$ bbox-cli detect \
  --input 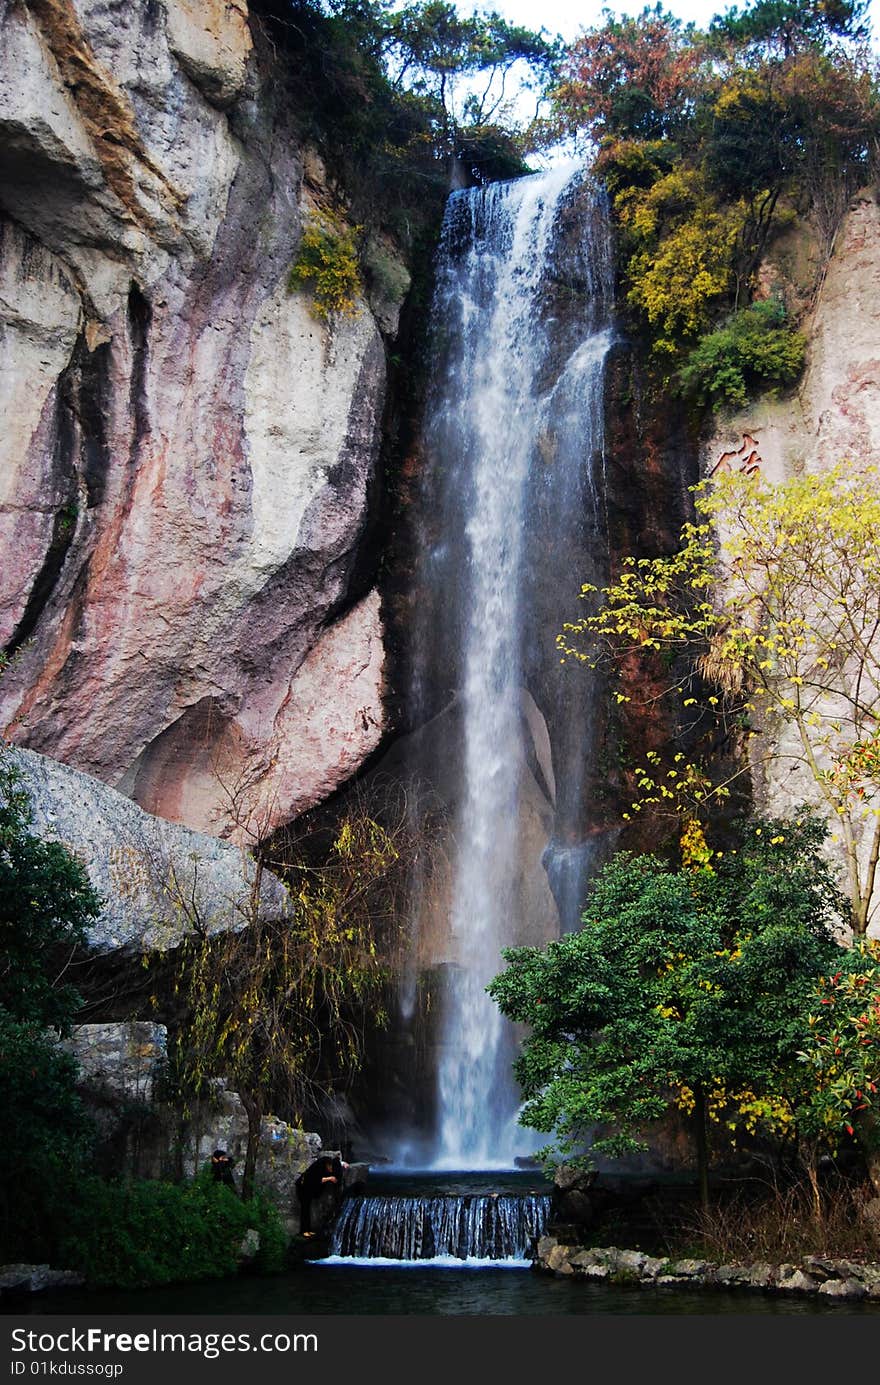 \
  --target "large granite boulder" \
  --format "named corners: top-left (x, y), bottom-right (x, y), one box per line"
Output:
top-left (8, 745), bottom-right (289, 951)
